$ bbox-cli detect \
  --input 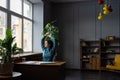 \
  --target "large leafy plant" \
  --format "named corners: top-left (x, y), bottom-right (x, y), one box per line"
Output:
top-left (42, 21), bottom-right (59, 41)
top-left (0, 29), bottom-right (23, 64)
